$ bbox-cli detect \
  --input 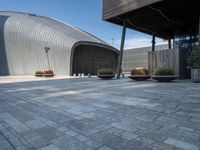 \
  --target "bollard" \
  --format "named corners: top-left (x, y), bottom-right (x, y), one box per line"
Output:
top-left (88, 74), bottom-right (91, 78)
